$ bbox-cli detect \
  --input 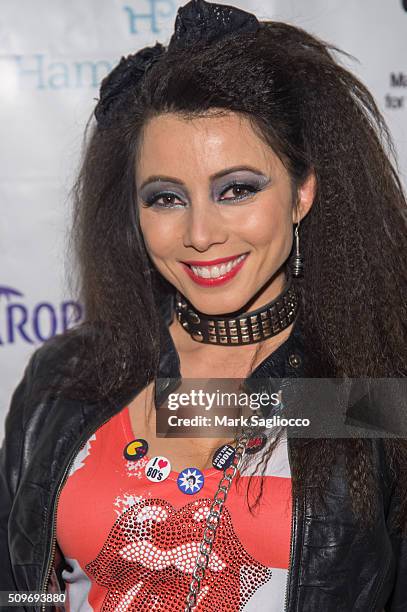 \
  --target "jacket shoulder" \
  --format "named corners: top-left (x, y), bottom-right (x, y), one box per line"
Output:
top-left (19, 326), bottom-right (94, 420)
top-left (31, 327), bottom-right (86, 376)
